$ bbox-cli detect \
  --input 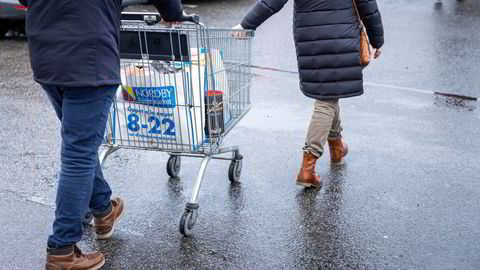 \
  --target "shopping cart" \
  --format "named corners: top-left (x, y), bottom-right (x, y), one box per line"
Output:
top-left (98, 12), bottom-right (254, 235)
